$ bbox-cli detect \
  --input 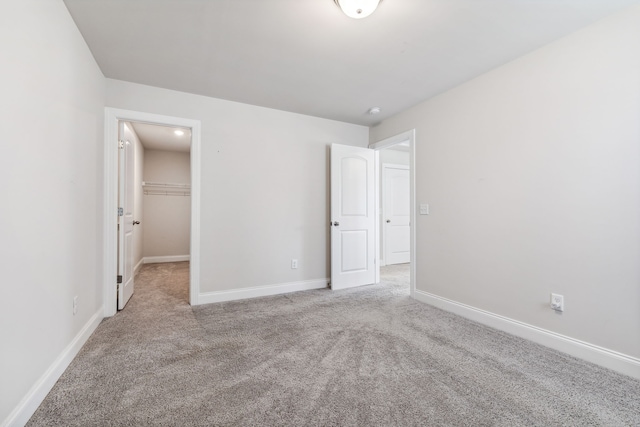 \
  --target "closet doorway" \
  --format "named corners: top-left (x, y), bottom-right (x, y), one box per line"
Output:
top-left (118, 120), bottom-right (191, 310)
top-left (104, 108), bottom-right (201, 317)
top-left (129, 122), bottom-right (192, 303)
